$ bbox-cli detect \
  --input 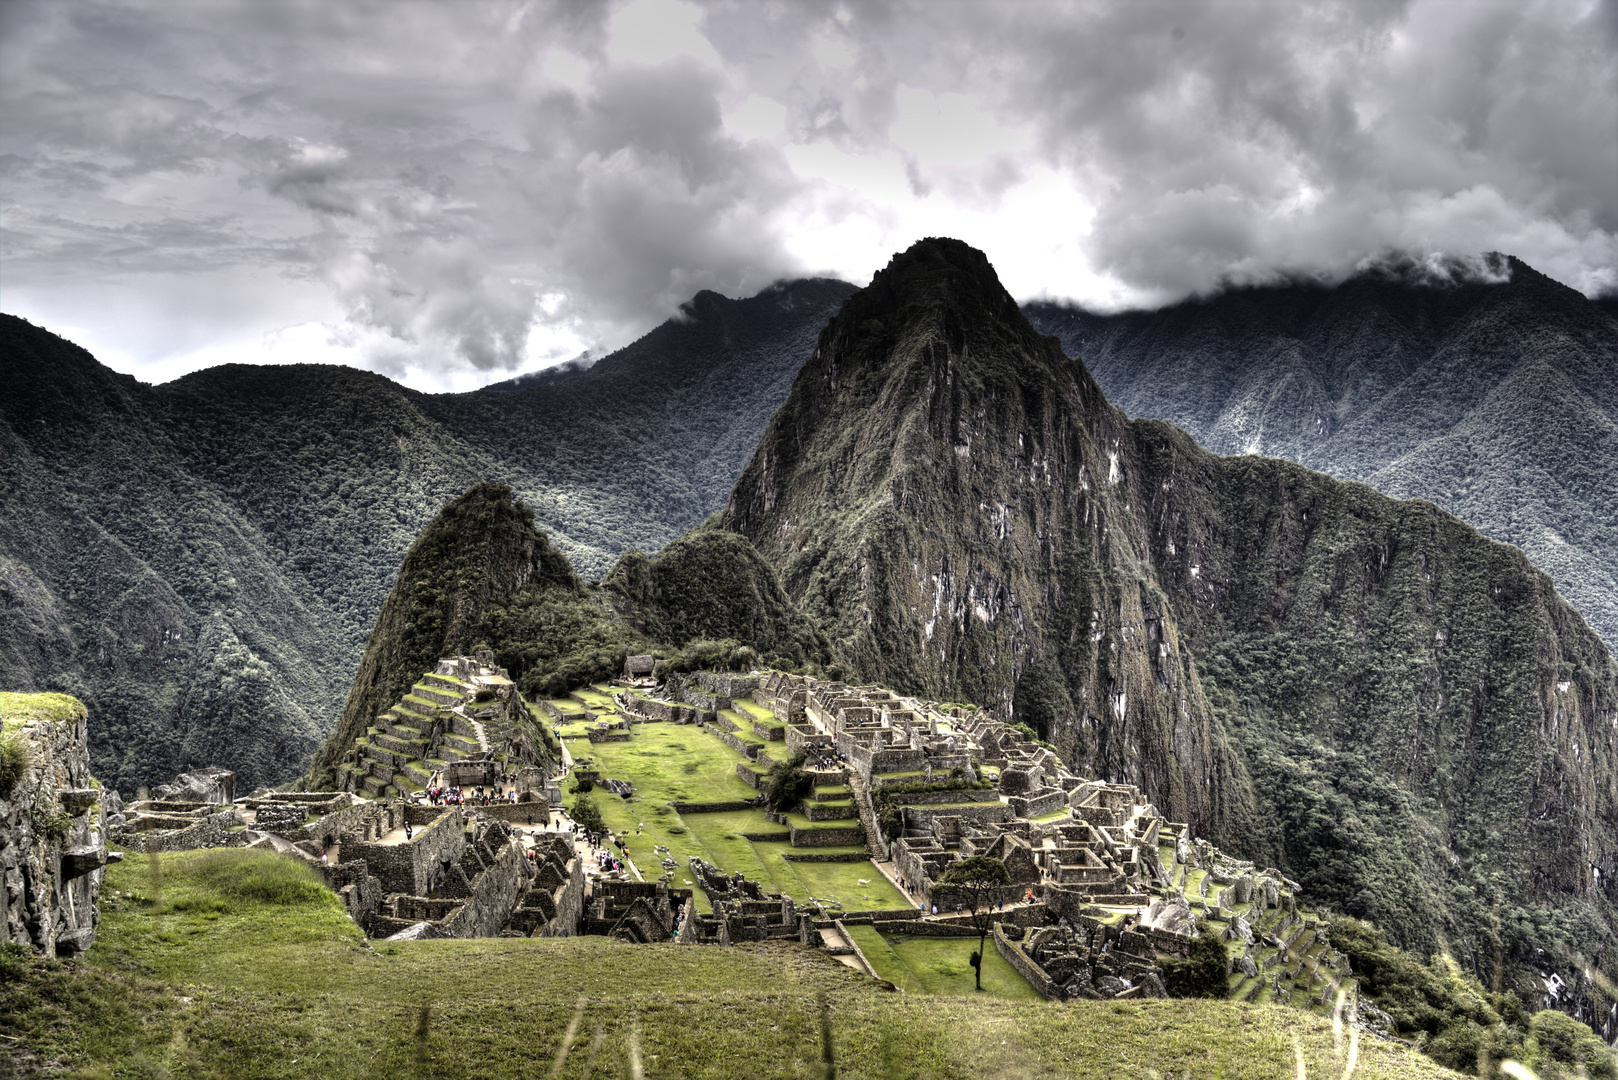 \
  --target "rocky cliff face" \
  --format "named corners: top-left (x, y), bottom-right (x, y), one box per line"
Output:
top-left (722, 239), bottom-right (1253, 841)
top-left (721, 238), bottom-right (1618, 1018)
top-left (0, 693), bottom-right (111, 957)
top-left (1024, 259), bottom-right (1618, 657)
